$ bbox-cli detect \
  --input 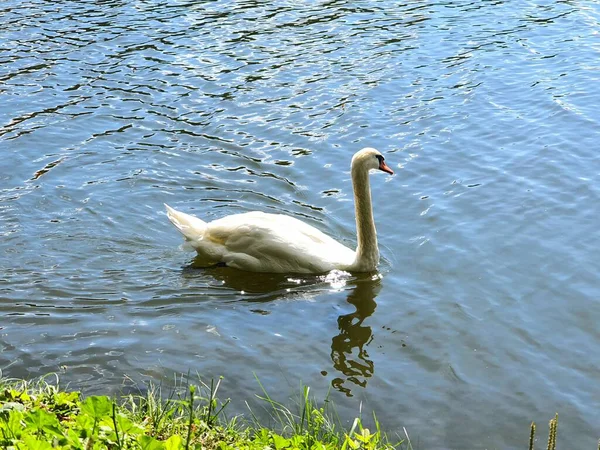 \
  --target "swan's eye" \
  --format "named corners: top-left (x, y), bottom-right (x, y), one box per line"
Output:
top-left (375, 155), bottom-right (384, 163)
